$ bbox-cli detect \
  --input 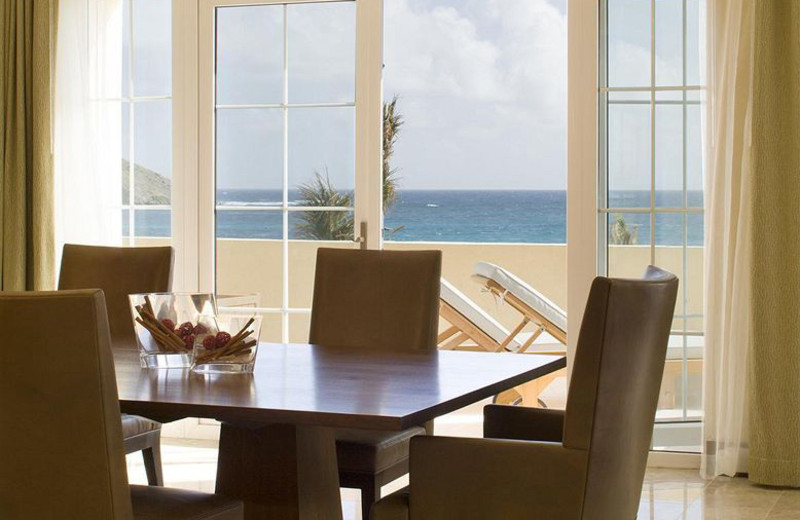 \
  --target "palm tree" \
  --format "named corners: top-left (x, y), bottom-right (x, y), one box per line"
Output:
top-left (295, 97), bottom-right (403, 240)
top-left (382, 96), bottom-right (403, 212)
top-left (610, 213), bottom-right (639, 245)
top-left (294, 170), bottom-right (354, 241)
